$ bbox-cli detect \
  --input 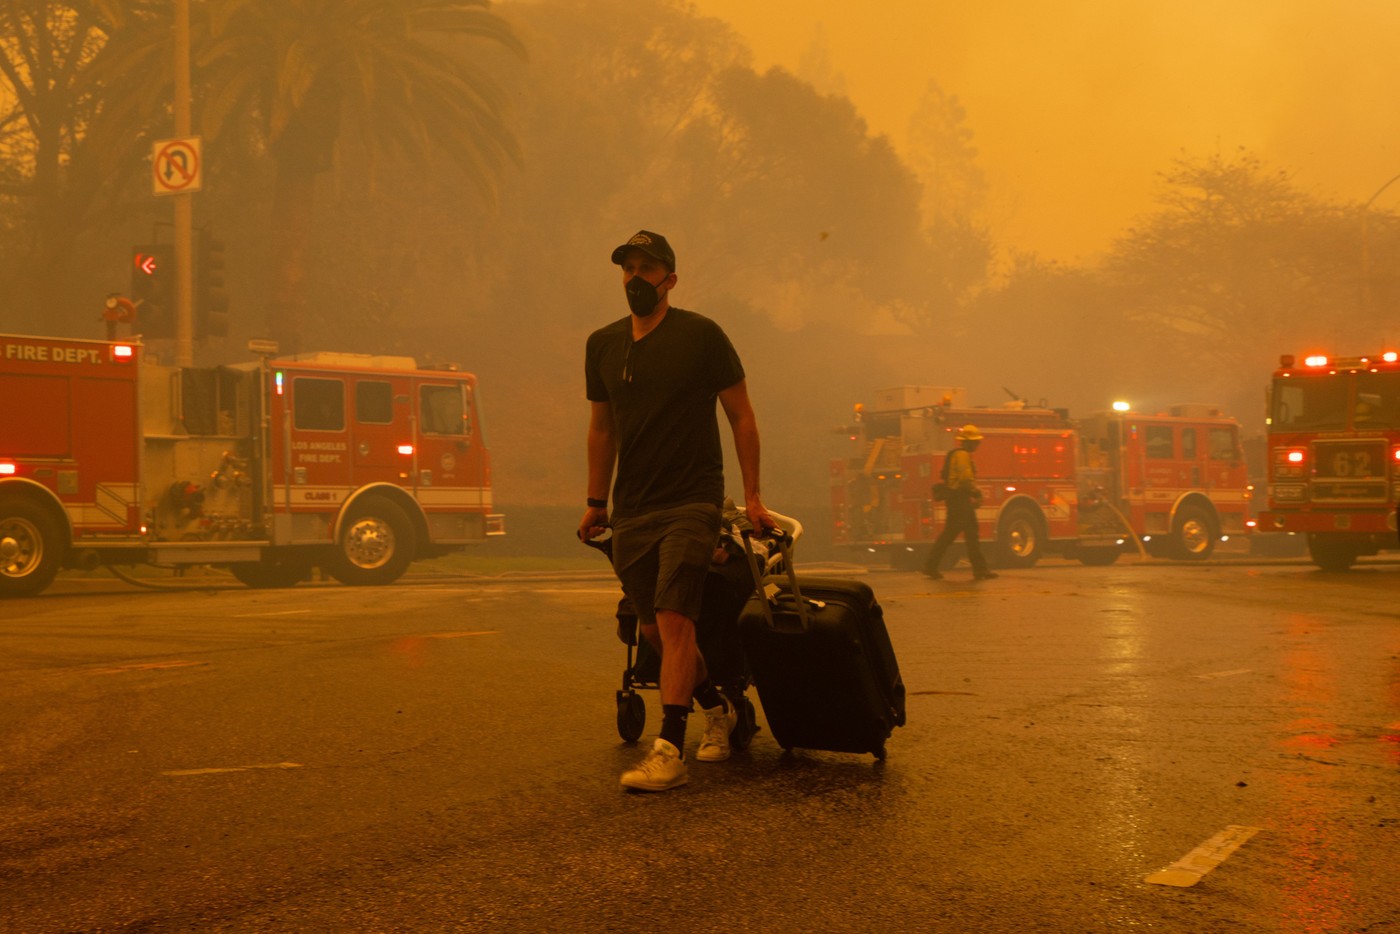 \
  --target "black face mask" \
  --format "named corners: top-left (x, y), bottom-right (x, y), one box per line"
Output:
top-left (625, 275), bottom-right (663, 317)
